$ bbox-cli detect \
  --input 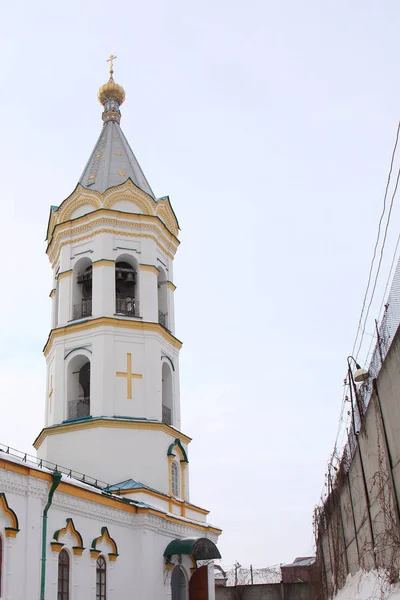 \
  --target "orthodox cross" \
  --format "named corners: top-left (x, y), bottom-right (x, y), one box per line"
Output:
top-left (116, 353), bottom-right (142, 399)
top-left (106, 54), bottom-right (117, 77)
top-left (48, 375), bottom-right (54, 413)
